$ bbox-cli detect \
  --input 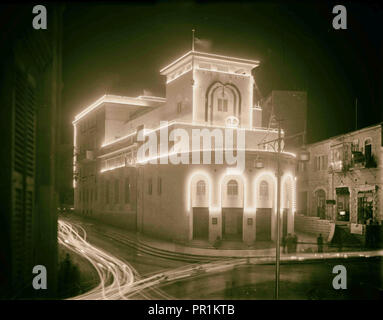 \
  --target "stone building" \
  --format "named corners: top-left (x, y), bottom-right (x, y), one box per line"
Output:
top-left (73, 50), bottom-right (297, 244)
top-left (297, 123), bottom-right (383, 238)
